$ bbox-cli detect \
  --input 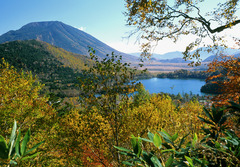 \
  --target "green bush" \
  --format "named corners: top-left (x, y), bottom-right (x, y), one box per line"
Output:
top-left (115, 102), bottom-right (240, 166)
top-left (0, 120), bottom-right (44, 166)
